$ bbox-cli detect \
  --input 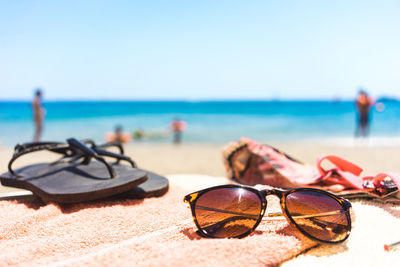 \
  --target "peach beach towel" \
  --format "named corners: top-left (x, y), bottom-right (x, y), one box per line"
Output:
top-left (0, 183), bottom-right (318, 266)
